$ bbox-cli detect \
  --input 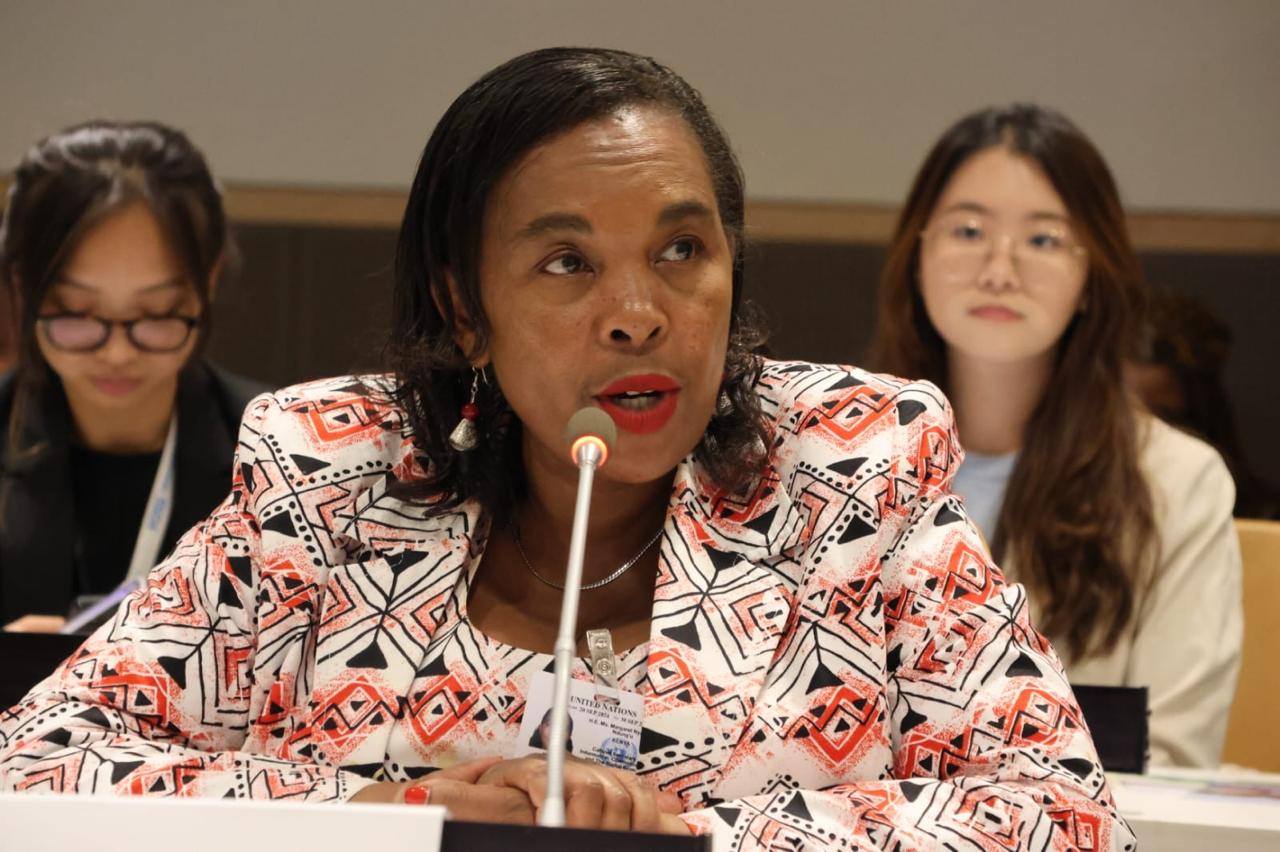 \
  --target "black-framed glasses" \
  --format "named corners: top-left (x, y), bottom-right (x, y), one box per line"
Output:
top-left (37, 313), bottom-right (199, 353)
